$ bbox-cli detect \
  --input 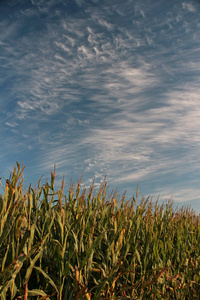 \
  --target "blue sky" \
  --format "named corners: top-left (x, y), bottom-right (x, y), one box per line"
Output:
top-left (1, 0), bottom-right (200, 212)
